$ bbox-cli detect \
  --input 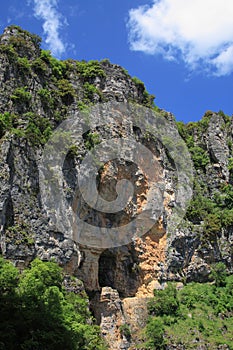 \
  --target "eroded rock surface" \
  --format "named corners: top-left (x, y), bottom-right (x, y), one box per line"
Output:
top-left (0, 26), bottom-right (233, 349)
